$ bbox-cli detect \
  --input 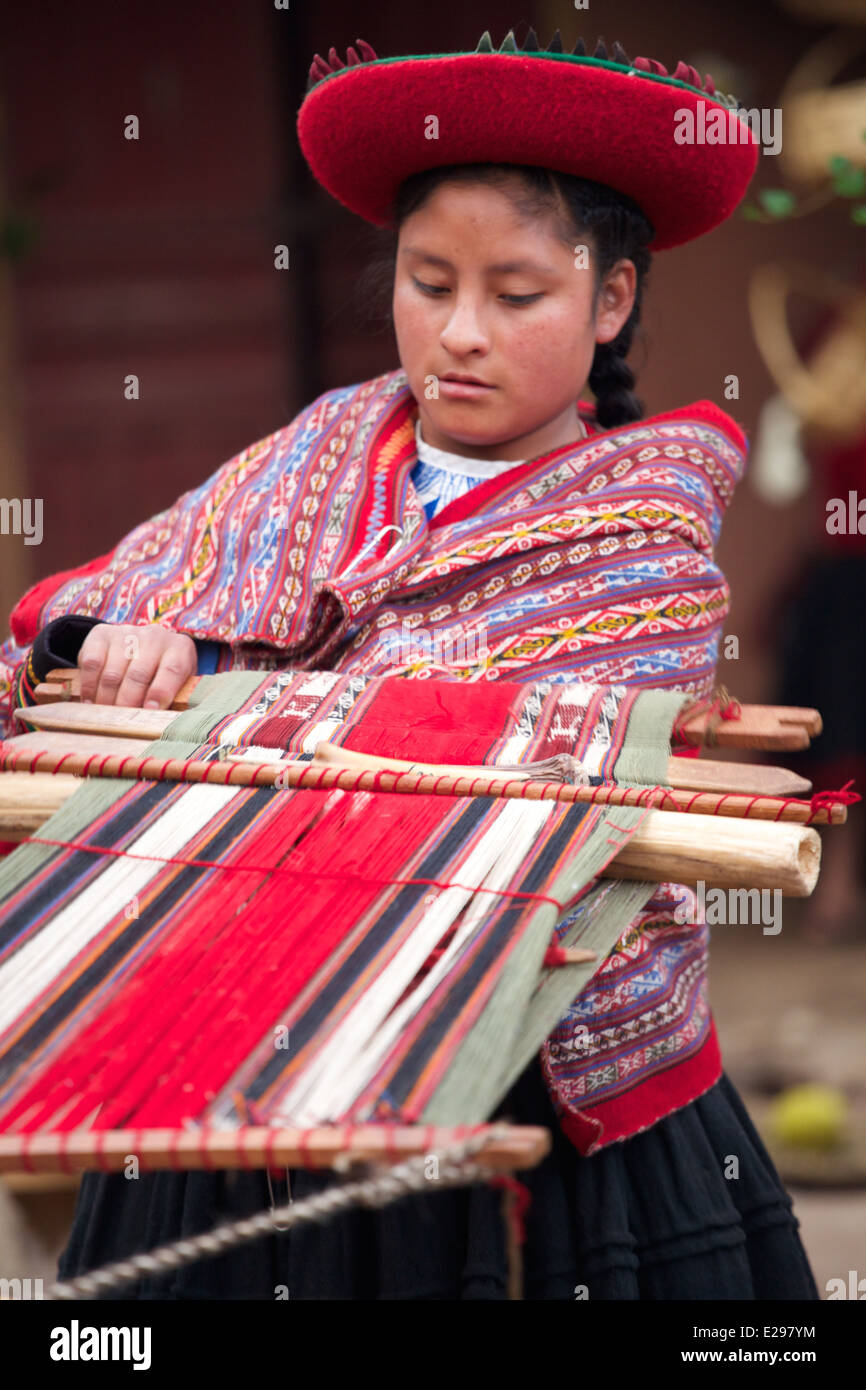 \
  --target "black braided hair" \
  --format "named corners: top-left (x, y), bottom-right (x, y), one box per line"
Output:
top-left (354, 163), bottom-right (654, 430)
